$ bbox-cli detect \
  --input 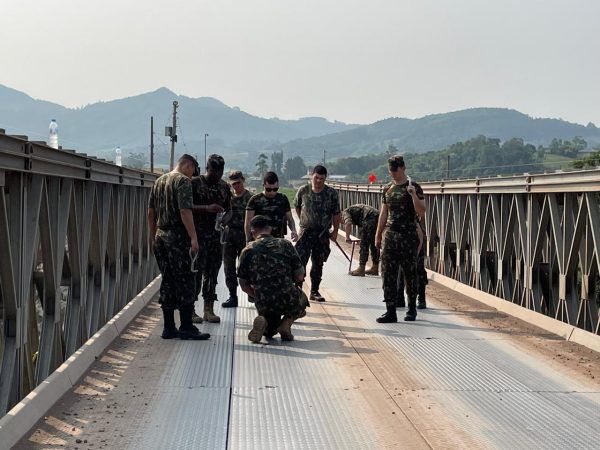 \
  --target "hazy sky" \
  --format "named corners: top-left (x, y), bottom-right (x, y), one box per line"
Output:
top-left (2, 0), bottom-right (599, 125)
